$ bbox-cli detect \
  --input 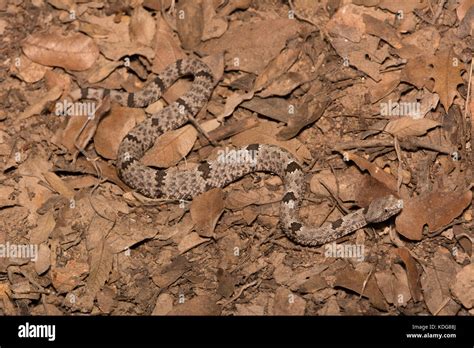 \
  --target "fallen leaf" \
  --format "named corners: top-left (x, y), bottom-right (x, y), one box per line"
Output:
top-left (168, 295), bottom-right (221, 315)
top-left (363, 14), bottom-right (402, 49)
top-left (334, 267), bottom-right (388, 311)
top-left (450, 264), bottom-right (474, 309)
top-left (216, 268), bottom-right (236, 298)
top-left (176, 0), bottom-right (204, 50)
top-left (129, 6), bottom-right (156, 47)
top-left (22, 32), bottom-right (99, 71)
top-left (34, 243), bottom-right (51, 275)
top-left (42, 171), bottom-right (75, 200)
top-left (152, 256), bottom-right (189, 289)
top-left (392, 247), bottom-right (422, 302)
top-left (94, 105), bottom-right (145, 159)
top-left (396, 190), bottom-right (472, 240)
top-left (29, 211), bottom-right (55, 245)
top-left (143, 125), bottom-right (197, 167)
top-left (177, 232), bottom-right (210, 254)
top-left (199, 19), bottom-right (301, 74)
top-left (51, 260), bottom-right (89, 294)
top-left (400, 55), bottom-right (431, 89)
top-left (272, 287), bottom-right (306, 315)
top-left (10, 54), bottom-right (51, 83)
top-left (99, 42), bottom-right (155, 62)
top-left (107, 215), bottom-right (158, 253)
top-left (384, 117), bottom-right (440, 137)
top-left (241, 96), bottom-right (292, 123)
top-left (190, 188), bottom-right (224, 237)
top-left (254, 47), bottom-right (300, 92)
top-left (343, 152), bottom-right (398, 192)
top-left (19, 85), bottom-right (63, 120)
top-left (432, 49), bottom-right (465, 111)
top-left (277, 98), bottom-right (330, 140)
top-left (152, 293), bottom-right (174, 315)
top-left (420, 247), bottom-right (461, 315)
top-left (151, 13), bottom-right (186, 73)
top-left (201, 0), bottom-right (228, 41)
